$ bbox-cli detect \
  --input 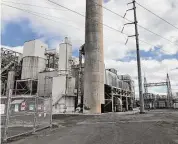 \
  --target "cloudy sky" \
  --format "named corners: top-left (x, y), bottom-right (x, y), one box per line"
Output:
top-left (1, 0), bottom-right (178, 97)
